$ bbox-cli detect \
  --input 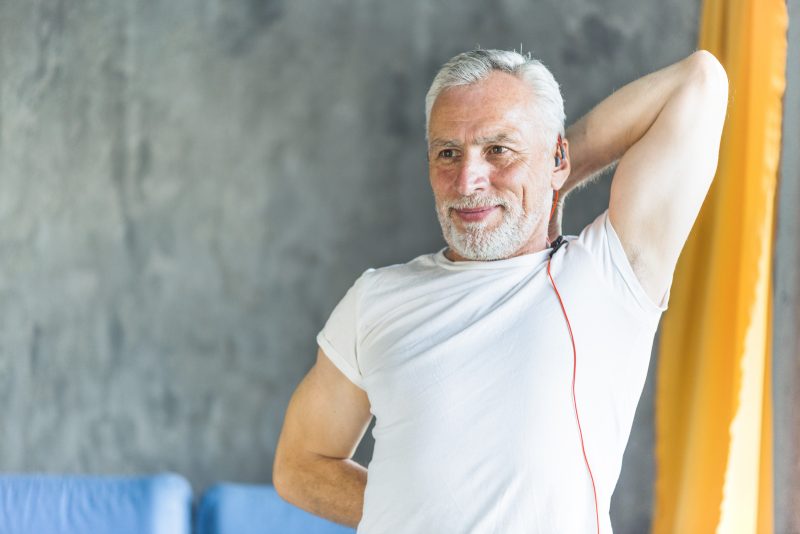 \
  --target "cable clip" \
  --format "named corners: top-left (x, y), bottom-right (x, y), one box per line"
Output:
top-left (548, 235), bottom-right (567, 258)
